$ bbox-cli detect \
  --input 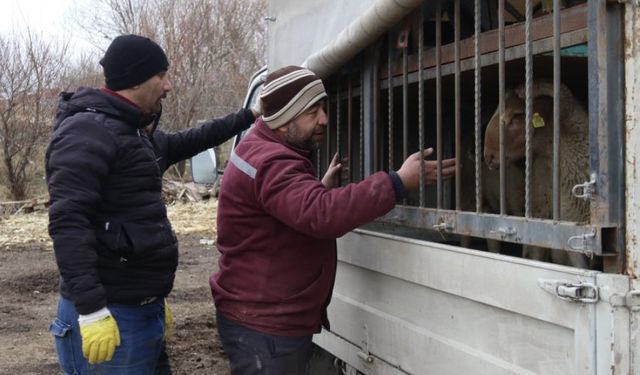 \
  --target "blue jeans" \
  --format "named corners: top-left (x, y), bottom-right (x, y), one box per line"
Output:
top-left (49, 296), bottom-right (172, 375)
top-left (216, 311), bottom-right (313, 375)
